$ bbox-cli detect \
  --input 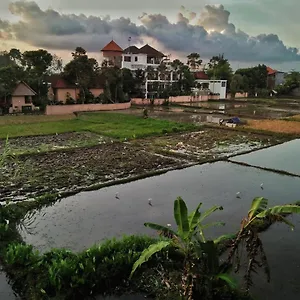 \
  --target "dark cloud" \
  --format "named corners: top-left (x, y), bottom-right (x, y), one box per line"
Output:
top-left (0, 1), bottom-right (299, 62)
